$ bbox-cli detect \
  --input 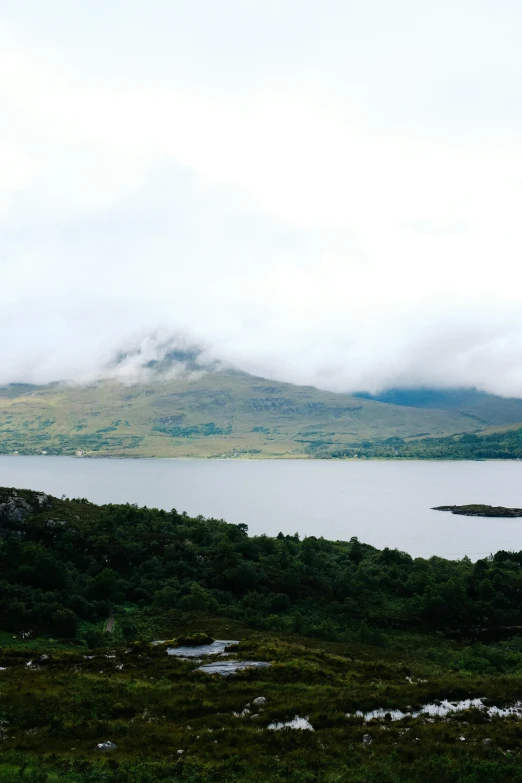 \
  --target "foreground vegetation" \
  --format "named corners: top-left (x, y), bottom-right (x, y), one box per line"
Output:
top-left (4, 487), bottom-right (522, 780)
top-left (5, 621), bottom-right (522, 783)
top-left (3, 486), bottom-right (522, 641)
